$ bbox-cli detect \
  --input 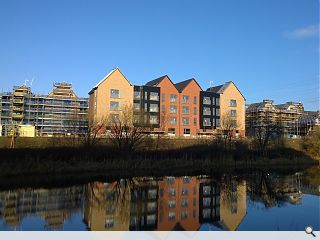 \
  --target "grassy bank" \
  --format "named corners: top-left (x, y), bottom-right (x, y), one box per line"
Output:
top-left (0, 141), bottom-right (317, 176)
